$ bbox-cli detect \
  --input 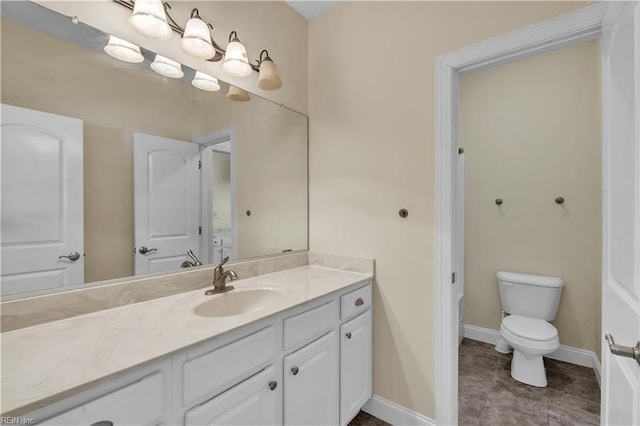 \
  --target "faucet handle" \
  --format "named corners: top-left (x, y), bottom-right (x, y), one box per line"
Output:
top-left (218, 256), bottom-right (230, 267)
